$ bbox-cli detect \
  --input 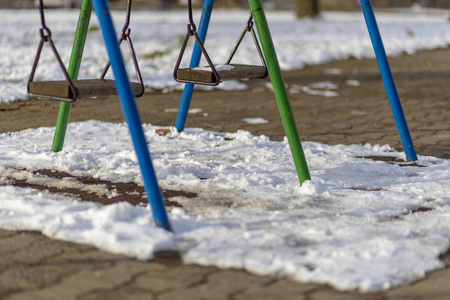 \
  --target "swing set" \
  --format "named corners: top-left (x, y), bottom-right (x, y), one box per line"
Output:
top-left (173, 10), bottom-right (268, 85)
top-left (28, 0), bottom-right (144, 102)
top-left (27, 0), bottom-right (418, 231)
